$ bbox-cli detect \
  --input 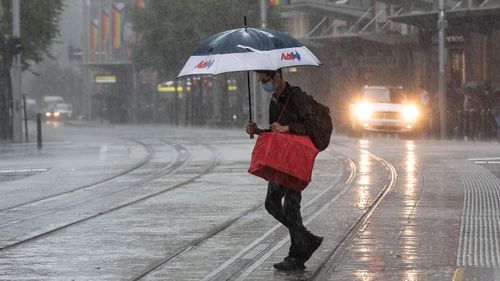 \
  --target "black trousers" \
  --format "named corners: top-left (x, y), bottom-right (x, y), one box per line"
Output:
top-left (265, 182), bottom-right (313, 260)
